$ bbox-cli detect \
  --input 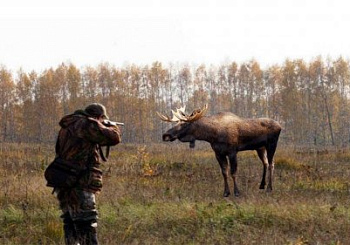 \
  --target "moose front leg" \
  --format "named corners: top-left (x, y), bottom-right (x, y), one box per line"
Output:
top-left (215, 153), bottom-right (230, 197)
top-left (266, 138), bottom-right (278, 192)
top-left (228, 152), bottom-right (240, 197)
top-left (257, 148), bottom-right (268, 190)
